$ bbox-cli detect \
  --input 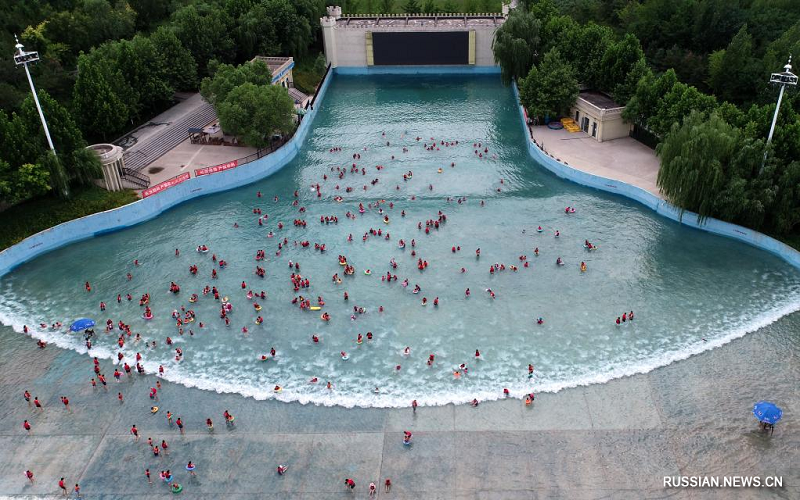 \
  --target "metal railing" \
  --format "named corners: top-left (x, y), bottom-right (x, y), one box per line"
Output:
top-left (140, 63), bottom-right (330, 194)
top-left (308, 63), bottom-right (332, 110)
top-left (121, 167), bottom-right (151, 189)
